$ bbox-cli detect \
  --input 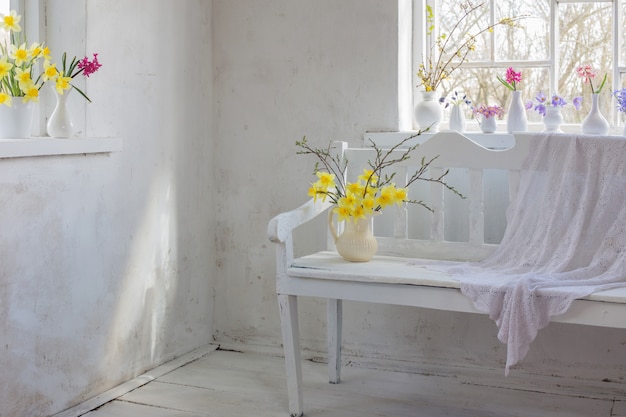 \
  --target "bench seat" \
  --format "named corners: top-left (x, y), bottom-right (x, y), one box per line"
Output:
top-left (286, 250), bottom-right (626, 328)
